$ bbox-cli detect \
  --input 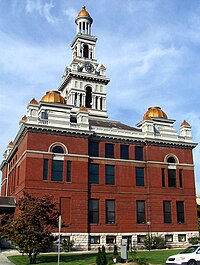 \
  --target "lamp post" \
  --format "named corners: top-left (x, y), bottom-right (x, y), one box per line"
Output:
top-left (58, 215), bottom-right (62, 265)
top-left (147, 221), bottom-right (151, 251)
